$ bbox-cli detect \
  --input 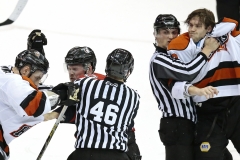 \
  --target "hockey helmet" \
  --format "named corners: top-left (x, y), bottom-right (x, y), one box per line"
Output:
top-left (154, 14), bottom-right (180, 33)
top-left (105, 48), bottom-right (134, 82)
top-left (15, 49), bottom-right (49, 75)
top-left (65, 46), bottom-right (97, 72)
